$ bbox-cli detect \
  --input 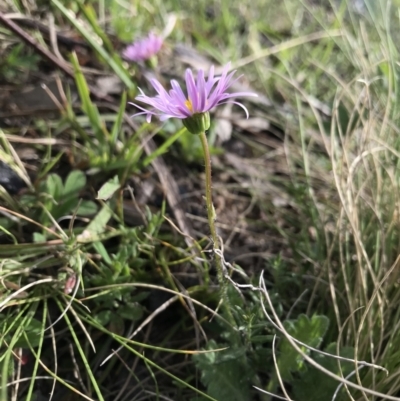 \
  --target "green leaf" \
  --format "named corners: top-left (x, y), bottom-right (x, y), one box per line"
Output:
top-left (46, 174), bottom-right (63, 199)
top-left (92, 241), bottom-right (112, 265)
top-left (33, 232), bottom-right (47, 243)
top-left (277, 314), bottom-right (329, 381)
top-left (117, 303), bottom-right (143, 321)
top-left (77, 200), bottom-right (98, 215)
top-left (194, 340), bottom-right (253, 401)
top-left (251, 335), bottom-right (275, 344)
top-left (54, 198), bottom-right (80, 220)
top-left (109, 314), bottom-right (125, 334)
top-left (97, 176), bottom-right (120, 200)
top-left (94, 310), bottom-right (111, 326)
top-left (63, 170), bottom-right (86, 197)
top-left (14, 318), bottom-right (43, 348)
top-left (80, 204), bottom-right (113, 240)
top-left (292, 343), bottom-right (354, 401)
